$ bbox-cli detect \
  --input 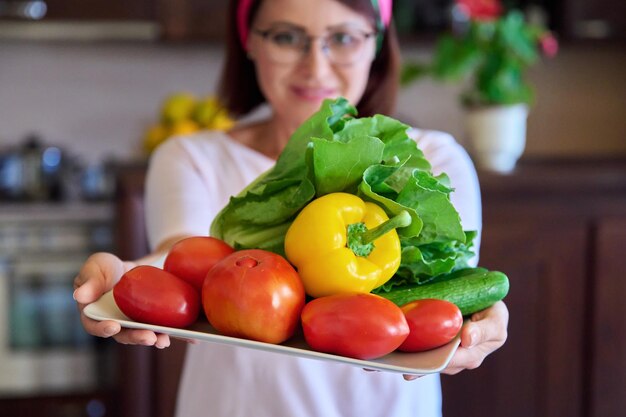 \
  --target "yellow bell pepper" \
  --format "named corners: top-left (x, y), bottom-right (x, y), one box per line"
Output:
top-left (284, 192), bottom-right (411, 298)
